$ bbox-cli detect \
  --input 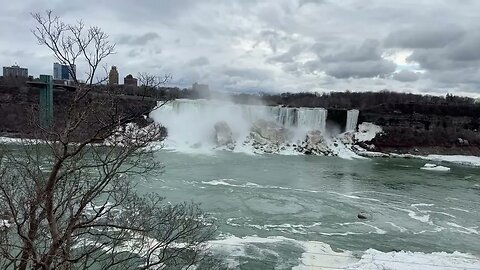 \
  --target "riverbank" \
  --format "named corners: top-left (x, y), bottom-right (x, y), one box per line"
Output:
top-left (354, 148), bottom-right (480, 167)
